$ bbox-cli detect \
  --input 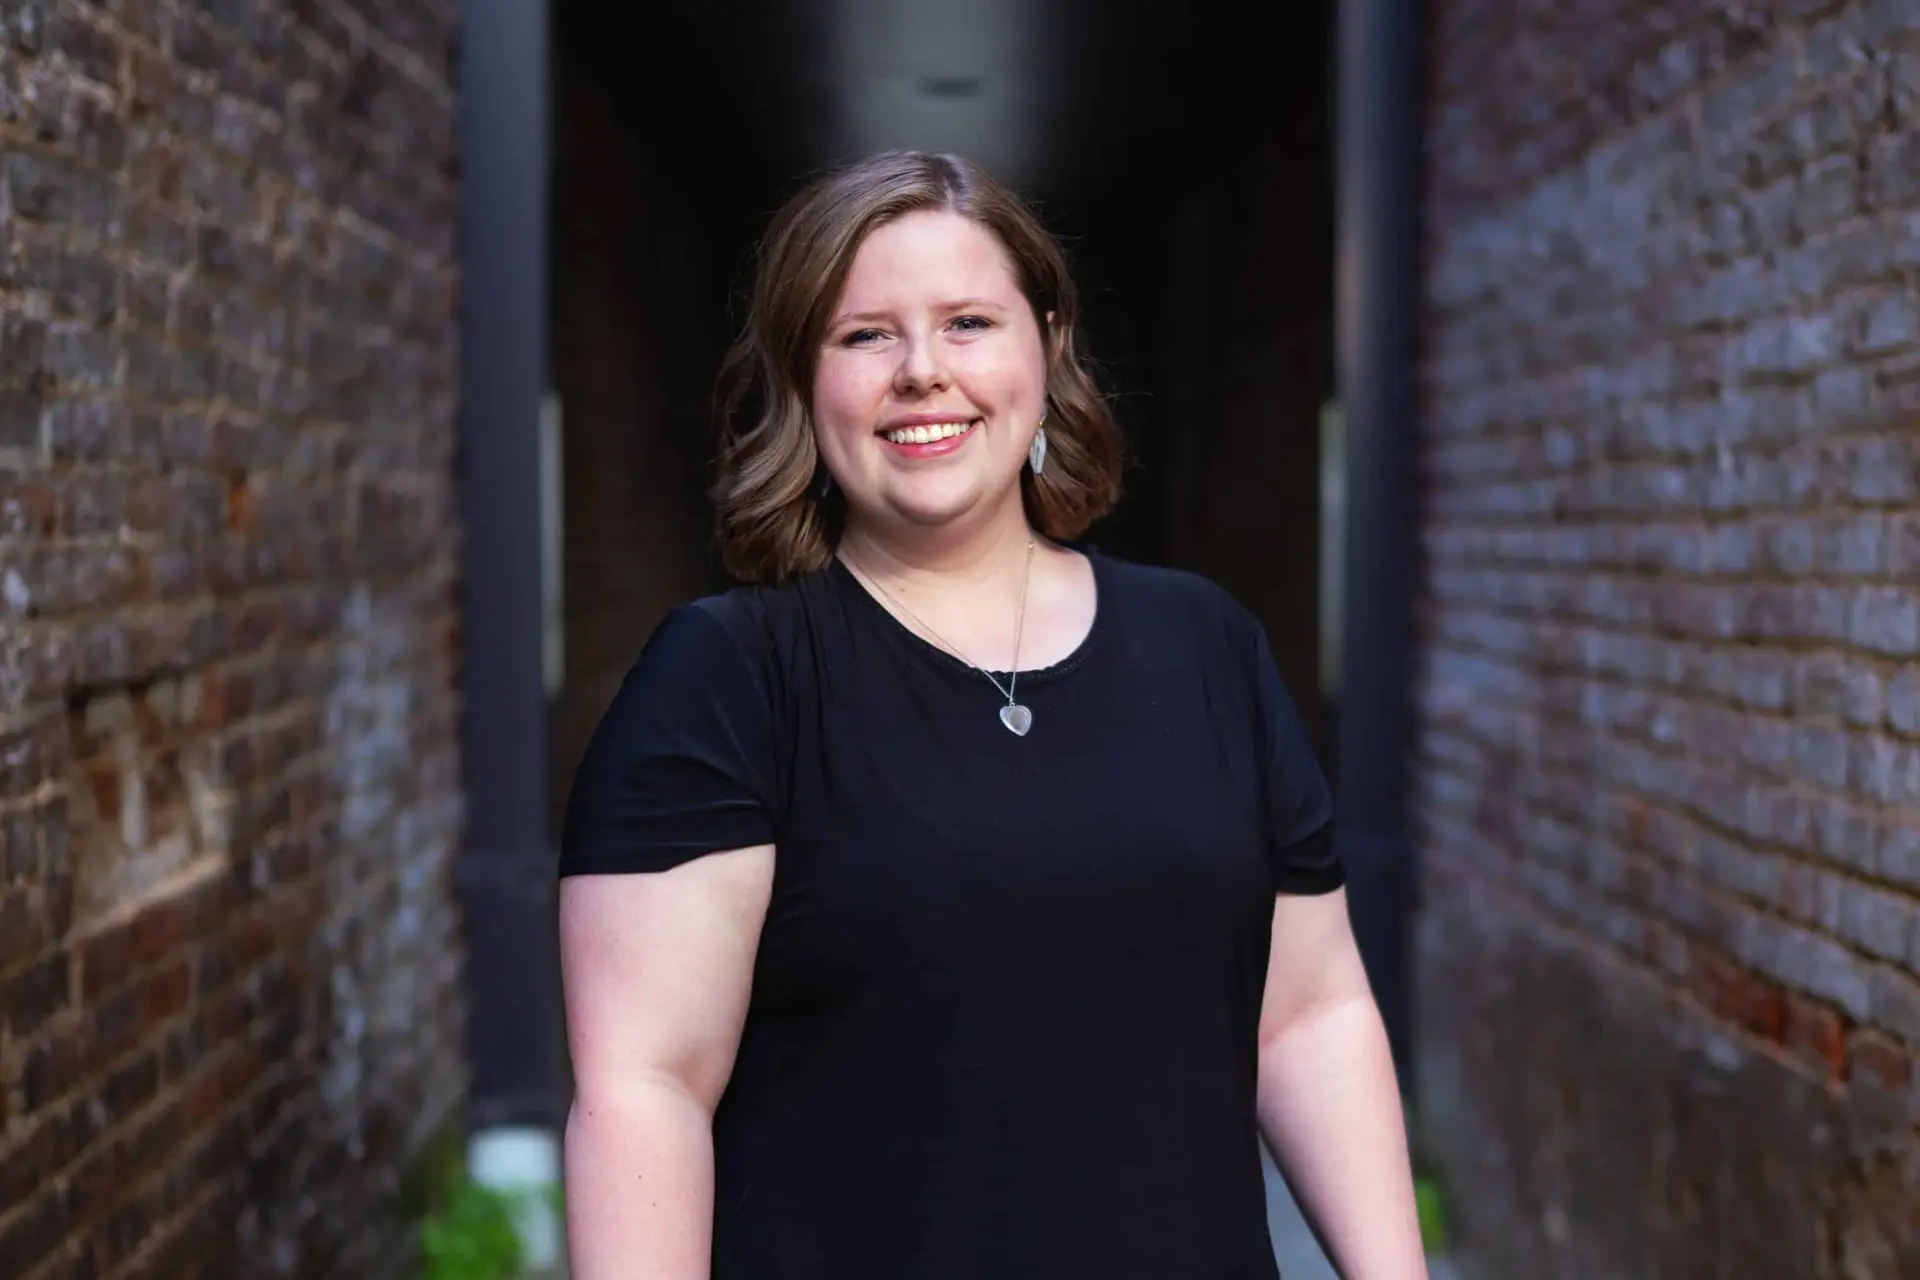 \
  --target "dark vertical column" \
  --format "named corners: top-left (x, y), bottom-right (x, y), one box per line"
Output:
top-left (456, 0), bottom-right (567, 1130)
top-left (1334, 0), bottom-right (1422, 1083)
top-left (1163, 196), bottom-right (1214, 571)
